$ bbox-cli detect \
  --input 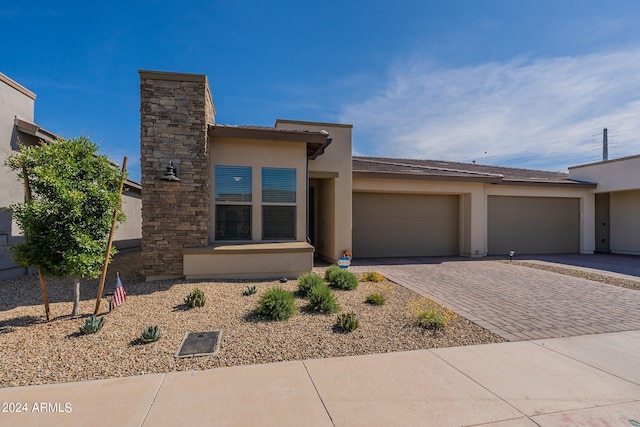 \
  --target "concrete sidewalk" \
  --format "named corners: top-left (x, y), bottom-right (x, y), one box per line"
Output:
top-left (2, 330), bottom-right (640, 426)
